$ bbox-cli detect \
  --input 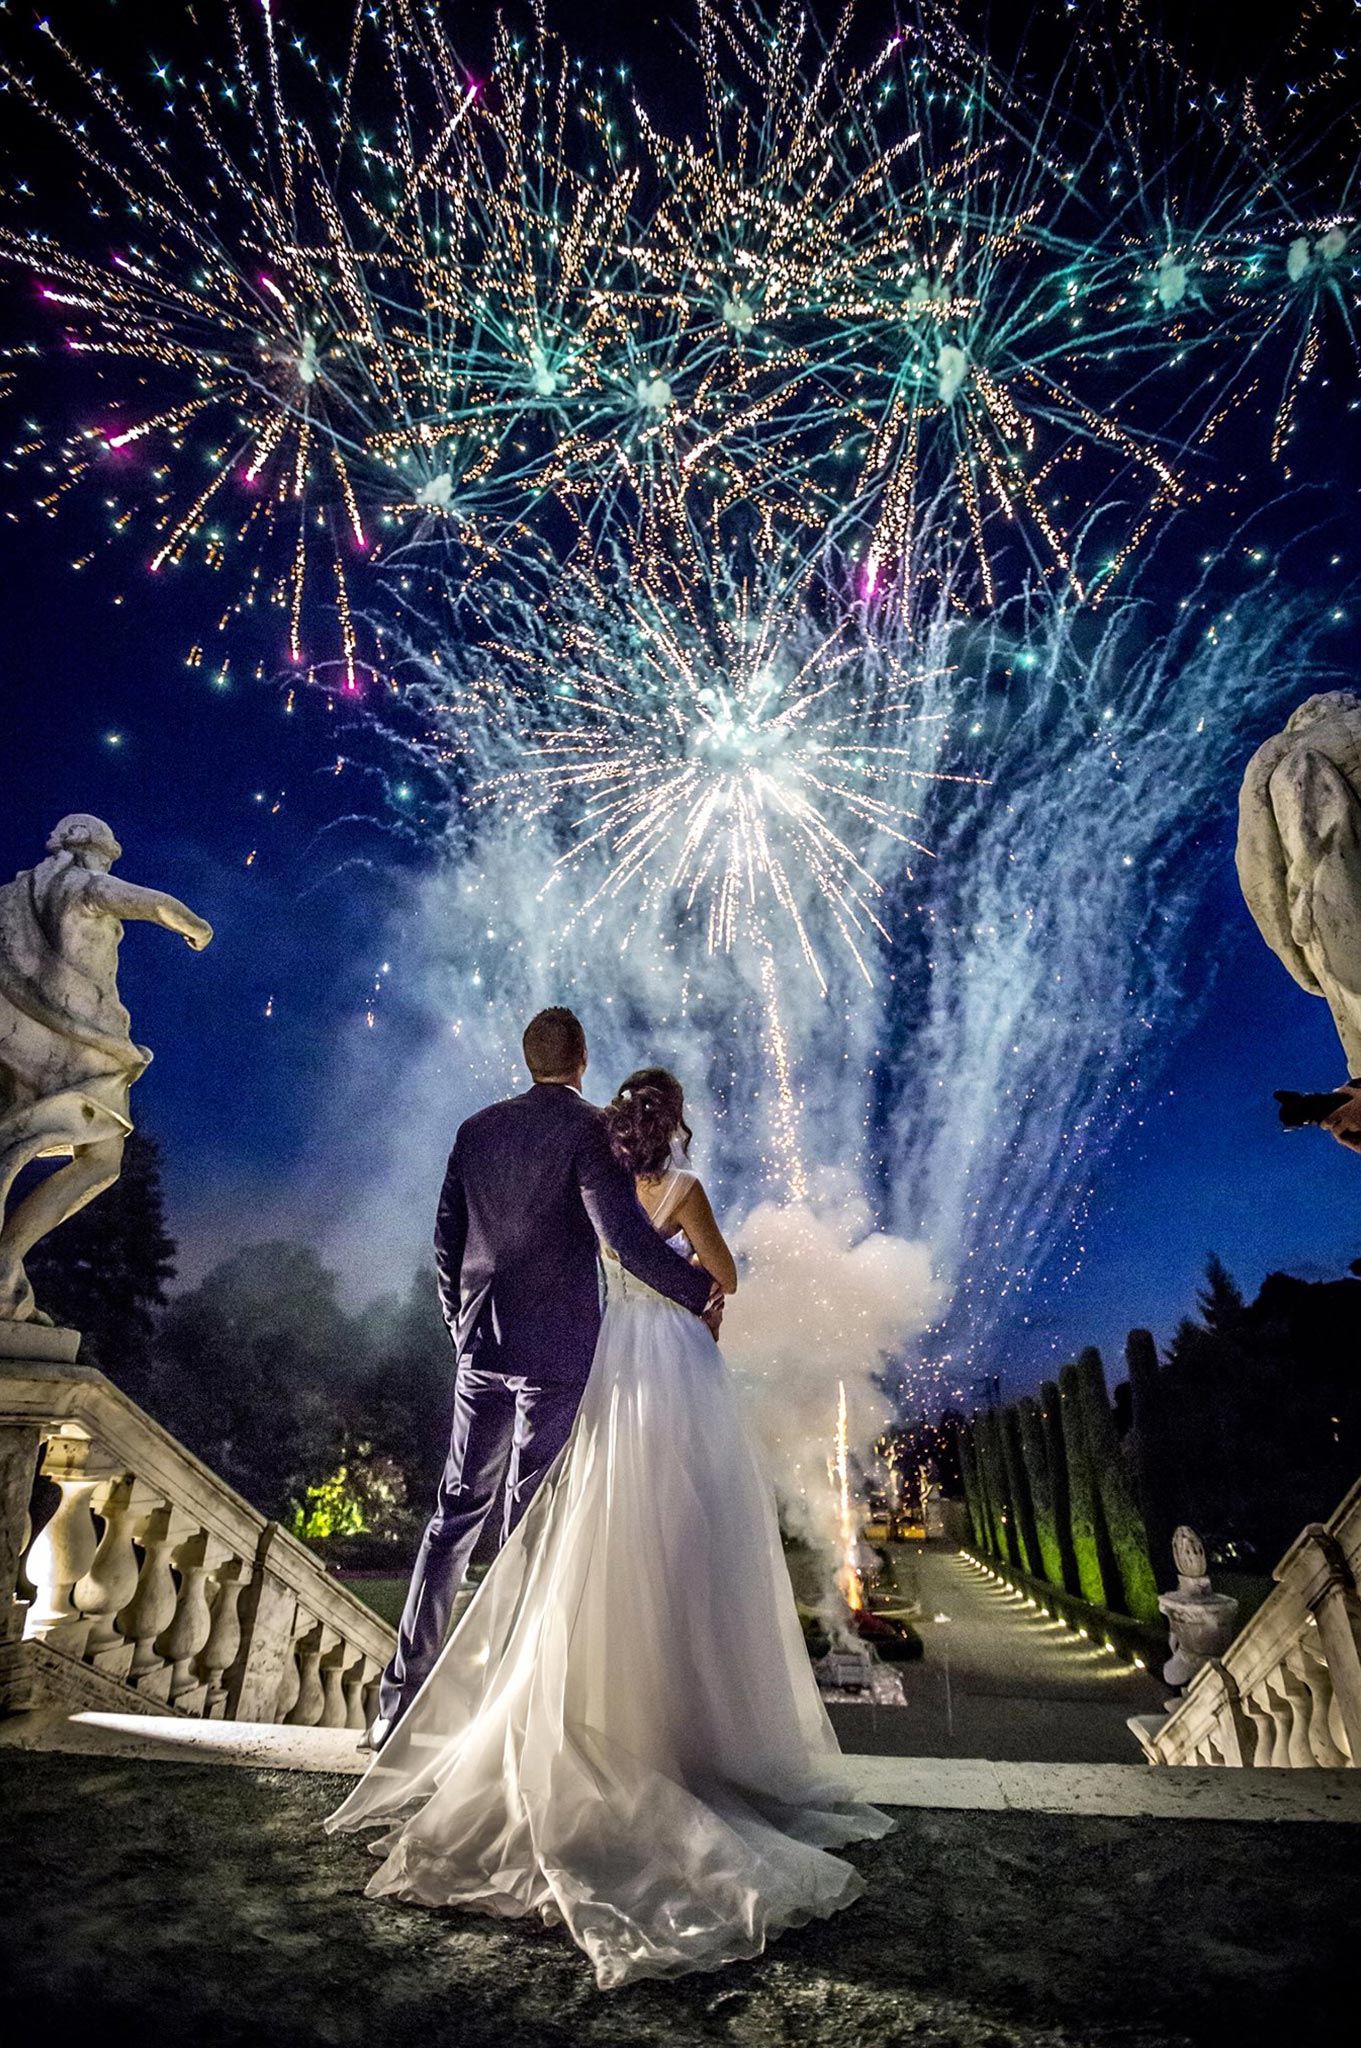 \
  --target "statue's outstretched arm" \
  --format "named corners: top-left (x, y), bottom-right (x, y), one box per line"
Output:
top-left (86, 872), bottom-right (213, 950)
